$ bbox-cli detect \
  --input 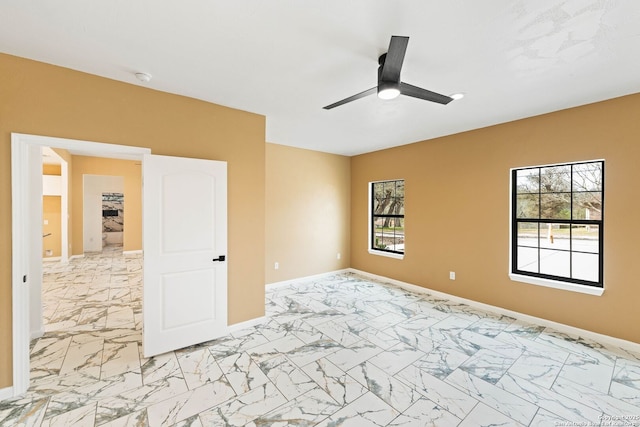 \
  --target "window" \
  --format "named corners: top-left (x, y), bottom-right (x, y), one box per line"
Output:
top-left (511, 160), bottom-right (604, 289)
top-left (370, 180), bottom-right (405, 256)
